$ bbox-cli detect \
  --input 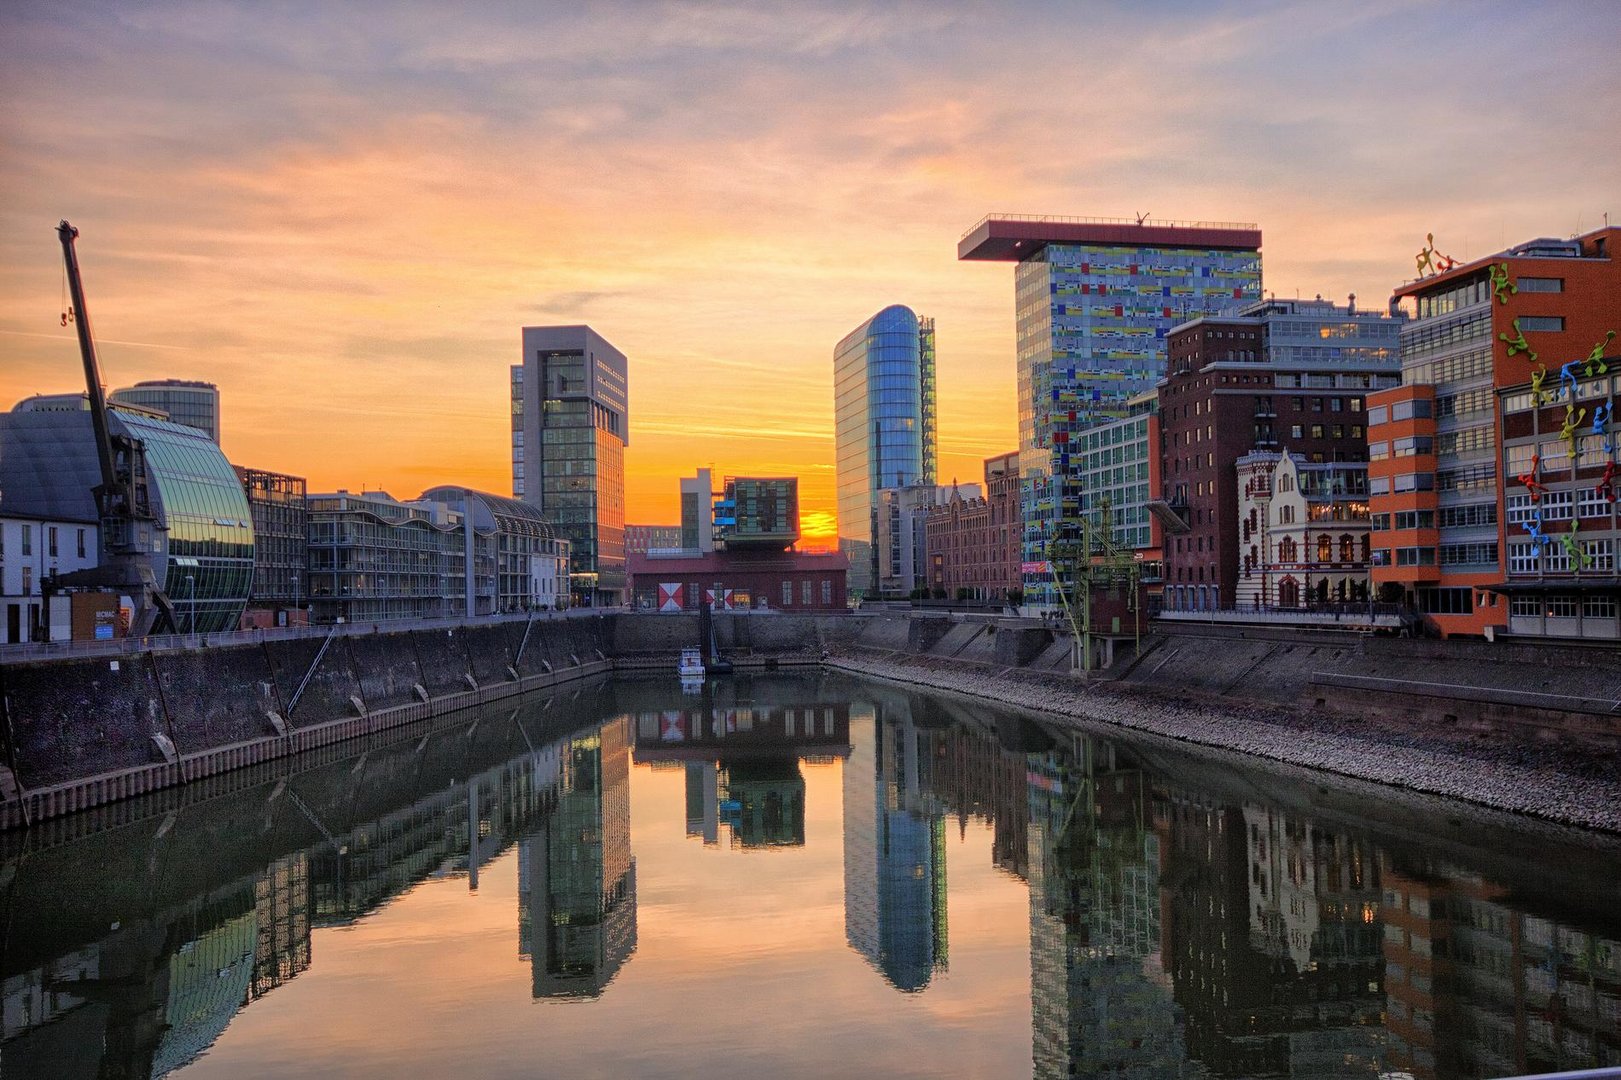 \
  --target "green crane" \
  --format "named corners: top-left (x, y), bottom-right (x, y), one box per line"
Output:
top-left (1044, 498), bottom-right (1143, 674)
